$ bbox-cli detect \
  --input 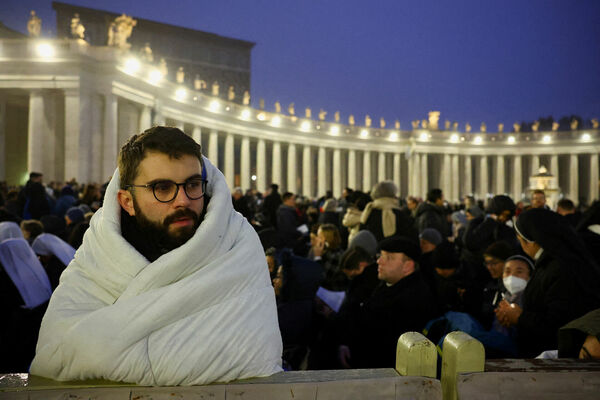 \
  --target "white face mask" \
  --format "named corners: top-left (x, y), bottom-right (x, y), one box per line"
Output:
top-left (503, 276), bottom-right (528, 295)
